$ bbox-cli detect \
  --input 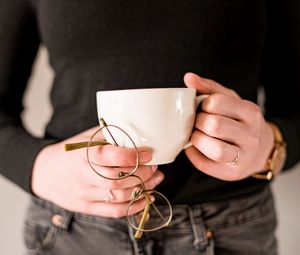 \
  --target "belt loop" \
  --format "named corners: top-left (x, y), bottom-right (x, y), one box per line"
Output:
top-left (207, 237), bottom-right (215, 255)
top-left (187, 205), bottom-right (209, 251)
